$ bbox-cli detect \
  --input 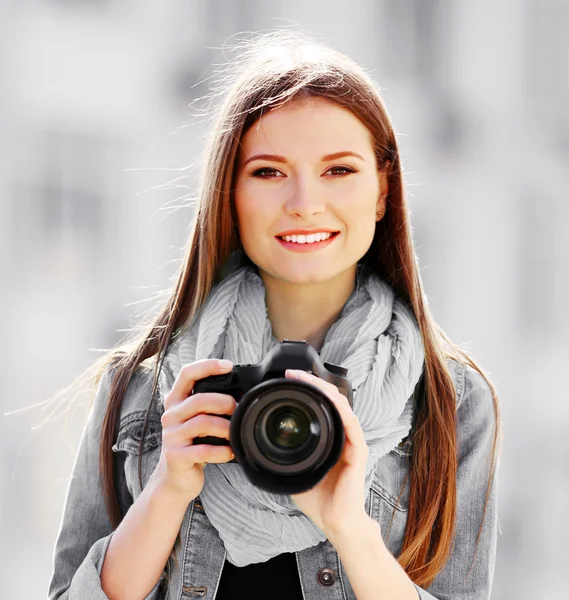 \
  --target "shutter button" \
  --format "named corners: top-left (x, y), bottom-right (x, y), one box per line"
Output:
top-left (317, 568), bottom-right (336, 586)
